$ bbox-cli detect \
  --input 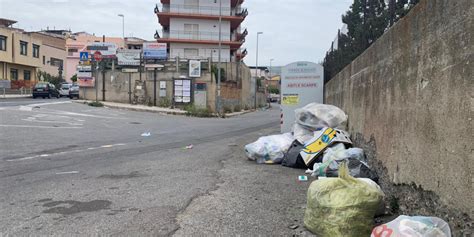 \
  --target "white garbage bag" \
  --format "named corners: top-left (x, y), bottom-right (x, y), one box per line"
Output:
top-left (292, 123), bottom-right (316, 144)
top-left (371, 215), bottom-right (451, 237)
top-left (295, 103), bottom-right (348, 130)
top-left (244, 133), bottom-right (294, 164)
